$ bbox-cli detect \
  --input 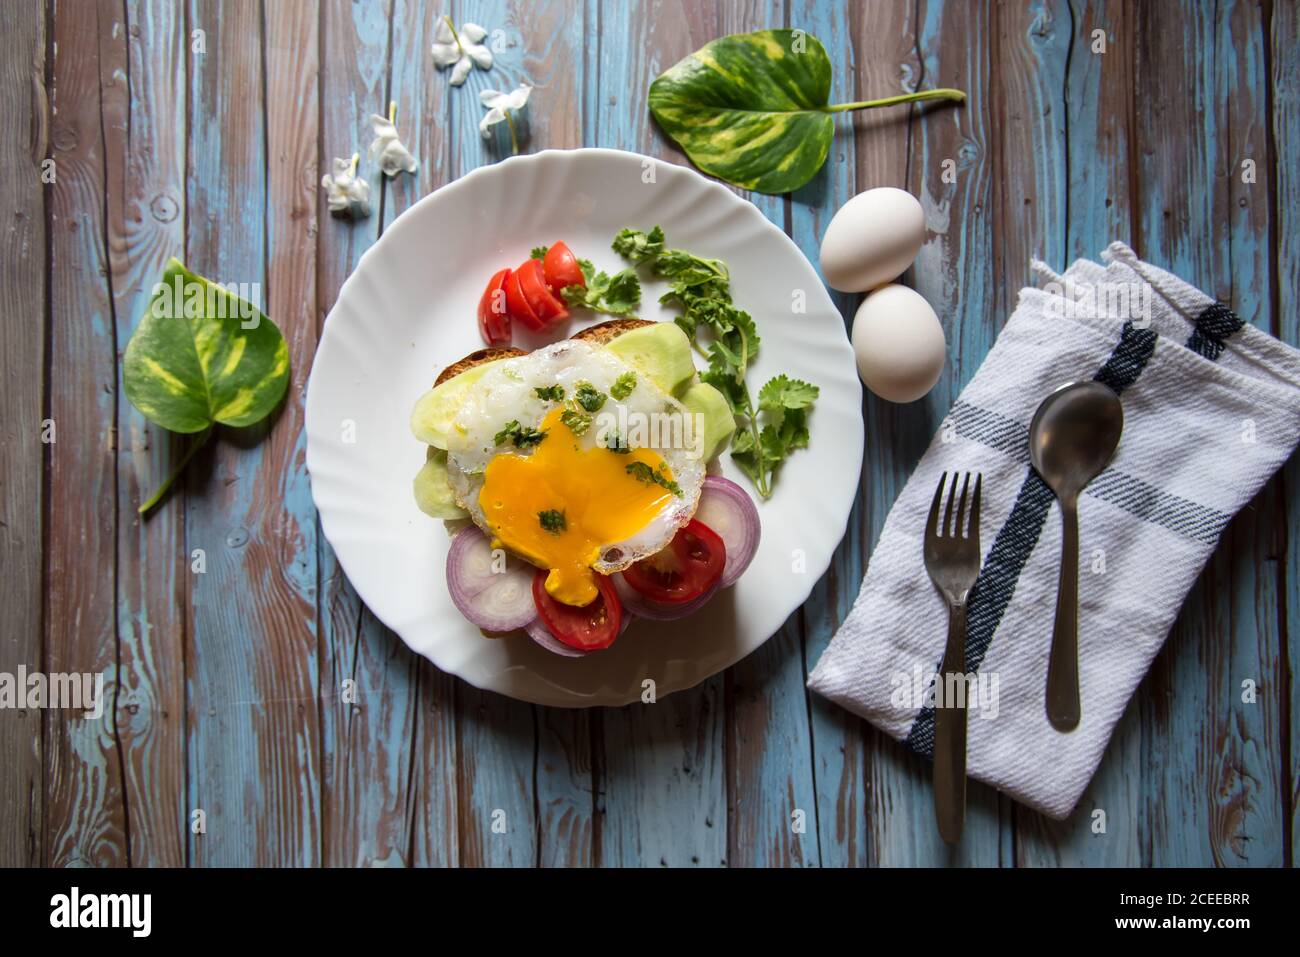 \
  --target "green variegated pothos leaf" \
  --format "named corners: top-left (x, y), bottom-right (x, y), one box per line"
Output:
top-left (125, 258), bottom-right (290, 513)
top-left (126, 258), bottom-right (288, 431)
top-left (648, 29), bottom-right (965, 194)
